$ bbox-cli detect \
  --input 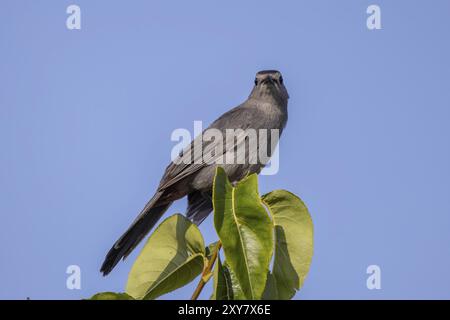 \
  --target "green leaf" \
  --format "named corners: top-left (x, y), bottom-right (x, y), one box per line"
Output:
top-left (211, 257), bottom-right (246, 300)
top-left (211, 256), bottom-right (233, 300)
top-left (213, 167), bottom-right (273, 300)
top-left (223, 261), bottom-right (246, 300)
top-left (262, 190), bottom-right (314, 300)
top-left (205, 241), bottom-right (220, 263)
top-left (262, 273), bottom-right (279, 300)
top-left (88, 292), bottom-right (134, 300)
top-left (126, 214), bottom-right (206, 300)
